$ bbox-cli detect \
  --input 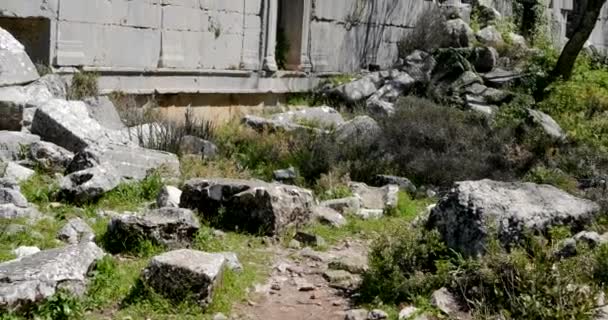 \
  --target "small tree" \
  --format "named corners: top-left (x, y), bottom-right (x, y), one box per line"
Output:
top-left (551, 0), bottom-right (607, 80)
